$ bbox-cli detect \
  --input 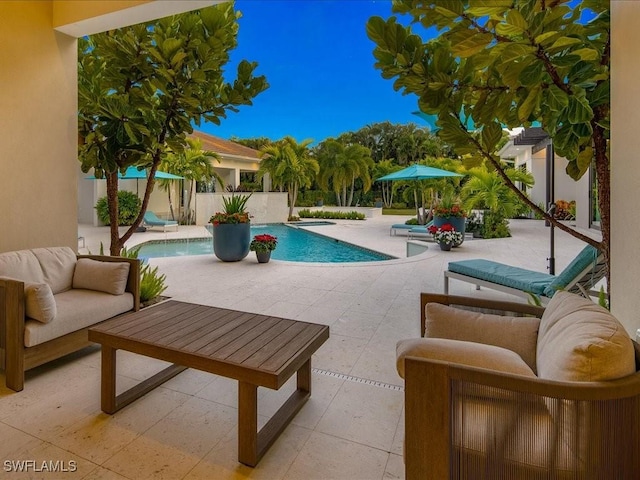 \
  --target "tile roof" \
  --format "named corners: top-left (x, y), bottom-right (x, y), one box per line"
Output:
top-left (190, 130), bottom-right (260, 159)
